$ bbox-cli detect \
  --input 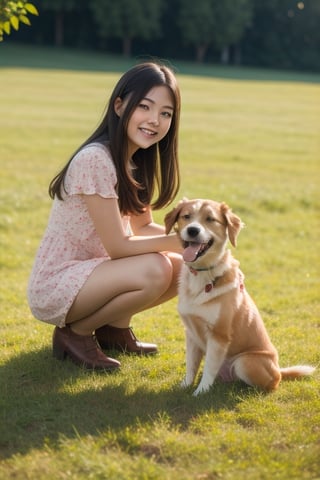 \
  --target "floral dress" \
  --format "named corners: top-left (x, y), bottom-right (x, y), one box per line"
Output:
top-left (27, 143), bottom-right (130, 327)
